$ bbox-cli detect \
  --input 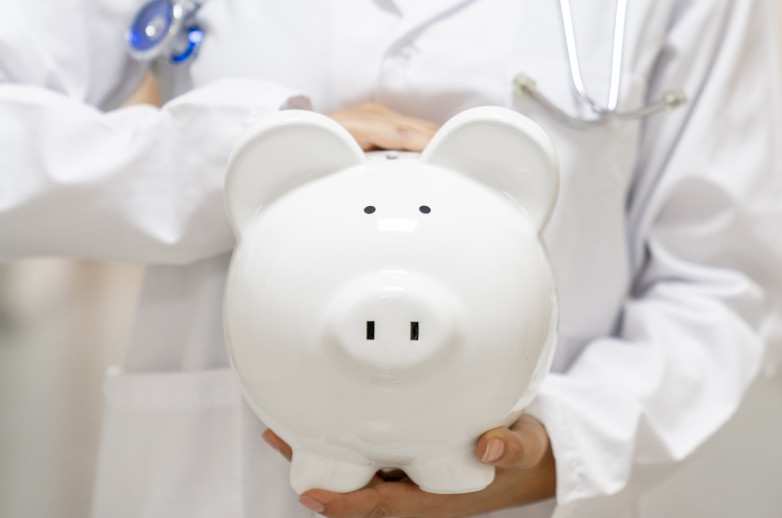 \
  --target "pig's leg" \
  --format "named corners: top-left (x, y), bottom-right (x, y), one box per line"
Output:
top-left (404, 448), bottom-right (495, 494)
top-left (289, 449), bottom-right (377, 494)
